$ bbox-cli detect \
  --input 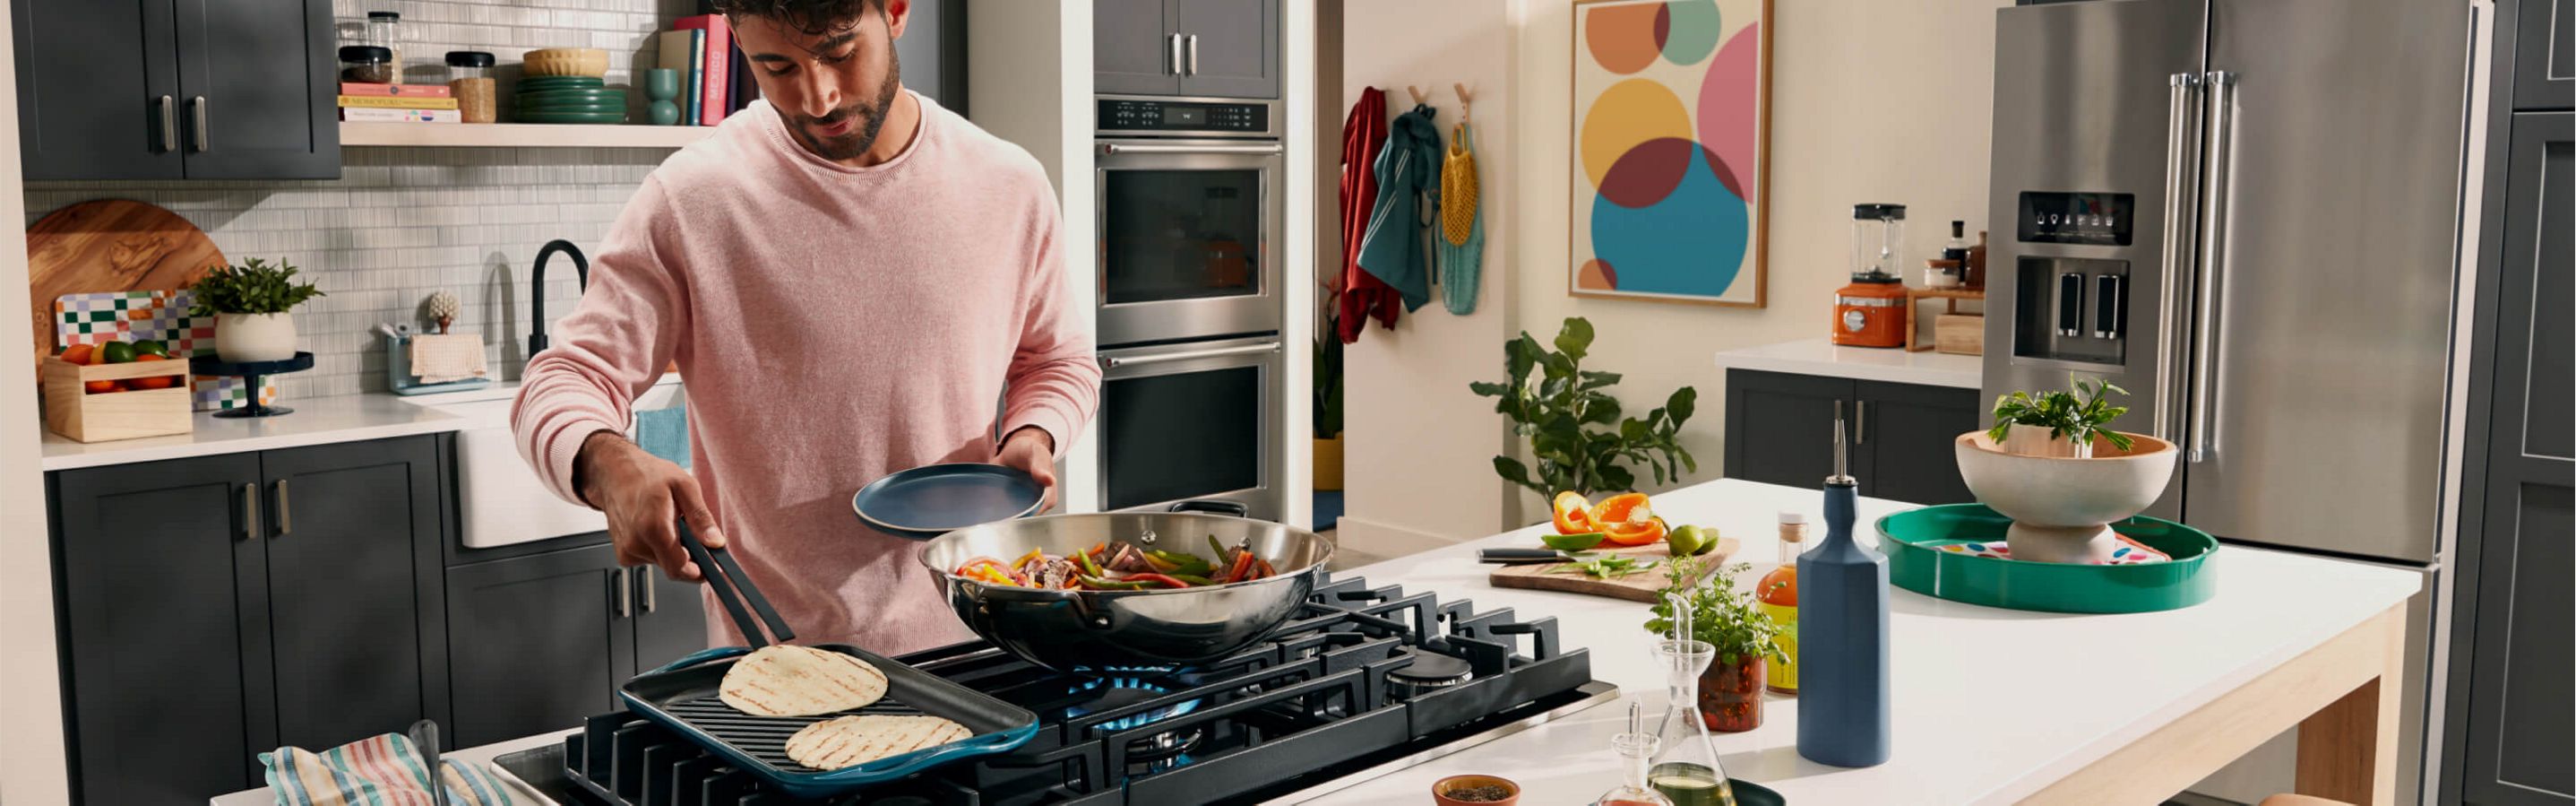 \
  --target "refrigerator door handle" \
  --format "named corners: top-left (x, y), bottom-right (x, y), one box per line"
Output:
top-left (2158, 73), bottom-right (2202, 444)
top-left (2188, 71), bottom-right (2238, 464)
